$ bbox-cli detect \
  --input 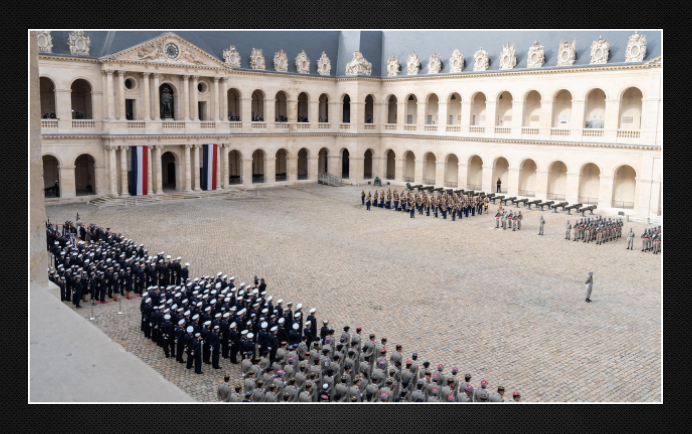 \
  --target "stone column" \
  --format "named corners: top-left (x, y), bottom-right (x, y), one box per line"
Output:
top-left (508, 167), bottom-right (520, 196)
top-left (329, 101), bottom-right (340, 126)
top-left (99, 71), bottom-right (108, 121)
top-left (105, 70), bottom-right (115, 120)
top-left (142, 72), bottom-right (151, 120)
top-left (416, 99), bottom-right (426, 129)
top-left (460, 100), bottom-right (471, 133)
top-left (485, 99), bottom-right (497, 134)
top-left (266, 155), bottom-right (276, 184)
top-left (435, 161), bottom-right (445, 187)
top-left (108, 145), bottom-right (118, 197)
top-left (539, 98), bottom-right (553, 137)
top-left (59, 165), bottom-right (76, 199)
top-left (598, 175), bottom-right (614, 208)
top-left (152, 73), bottom-right (161, 120)
top-left (120, 145), bottom-right (129, 196)
top-left (154, 146), bottom-right (164, 195)
top-left (535, 170), bottom-right (549, 199)
top-left (193, 144), bottom-right (201, 191)
top-left (288, 98), bottom-right (298, 125)
top-left (512, 99), bottom-right (524, 137)
top-left (212, 77), bottom-right (221, 121)
top-left (604, 98), bottom-right (620, 142)
top-left (571, 99), bottom-right (585, 139)
top-left (350, 101), bottom-right (362, 130)
top-left (395, 158), bottom-right (405, 182)
top-left (565, 172), bottom-right (580, 204)
top-left (309, 156), bottom-right (319, 182)
top-left (396, 101), bottom-right (405, 129)
top-left (374, 102), bottom-right (385, 127)
top-left (288, 151), bottom-right (298, 183)
top-left (437, 102), bottom-right (448, 132)
top-left (414, 159), bottom-right (424, 184)
top-left (457, 163), bottom-right (468, 190)
top-left (191, 76), bottom-right (199, 121)
top-left (219, 144), bottom-right (227, 189)
top-left (183, 144), bottom-right (192, 192)
top-left (220, 78), bottom-right (229, 121)
top-left (328, 155), bottom-right (340, 177)
top-left (481, 162), bottom-right (493, 193)
top-left (241, 97), bottom-right (252, 125)
top-left (216, 144), bottom-right (222, 188)
top-left (182, 75), bottom-right (191, 121)
top-left (351, 157), bottom-right (364, 184)
top-left (54, 89), bottom-right (72, 125)
top-left (146, 146), bottom-right (153, 195)
top-left (265, 97), bottom-right (275, 125)
top-left (309, 100), bottom-right (319, 126)
top-left (242, 158), bottom-right (253, 188)
top-left (117, 70), bottom-right (126, 120)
